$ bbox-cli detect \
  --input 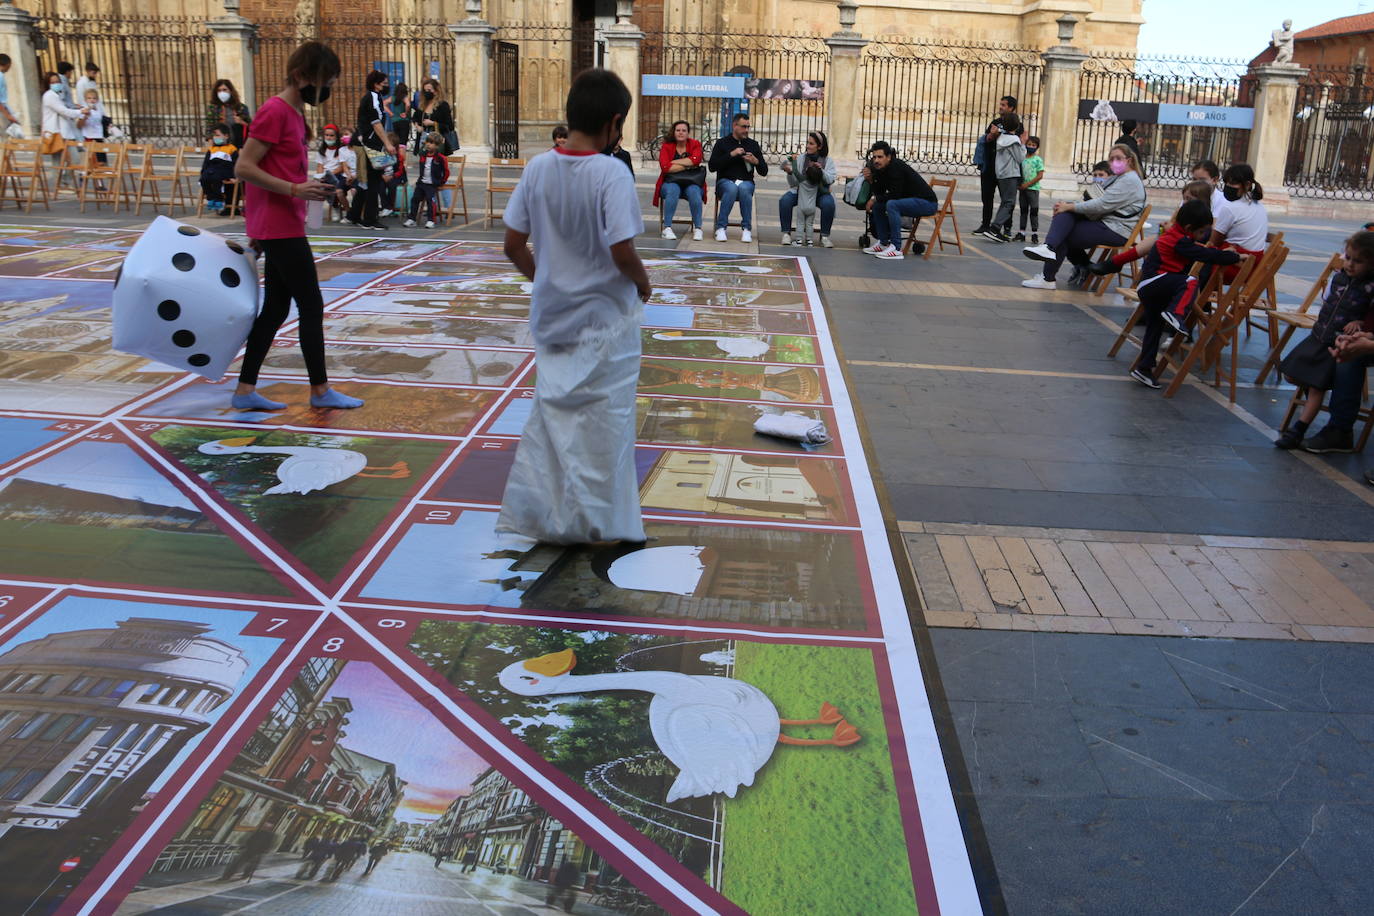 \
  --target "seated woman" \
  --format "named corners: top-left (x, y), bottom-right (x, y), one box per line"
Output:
top-left (779, 130), bottom-right (837, 248)
top-left (653, 120), bottom-right (707, 241)
top-left (1021, 144), bottom-right (1146, 290)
